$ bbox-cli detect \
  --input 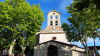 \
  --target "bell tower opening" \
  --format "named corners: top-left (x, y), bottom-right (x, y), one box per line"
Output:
top-left (48, 10), bottom-right (61, 26)
top-left (47, 45), bottom-right (58, 56)
top-left (55, 21), bottom-right (58, 25)
top-left (50, 21), bottom-right (53, 26)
